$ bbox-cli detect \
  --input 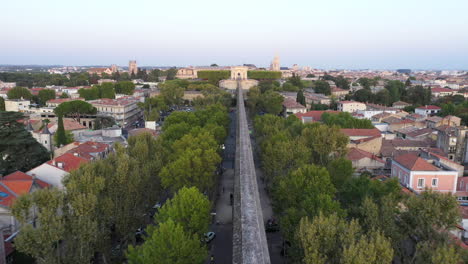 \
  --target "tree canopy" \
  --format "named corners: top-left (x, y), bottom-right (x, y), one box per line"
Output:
top-left (7, 86), bottom-right (32, 100)
top-left (0, 112), bottom-right (50, 176)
